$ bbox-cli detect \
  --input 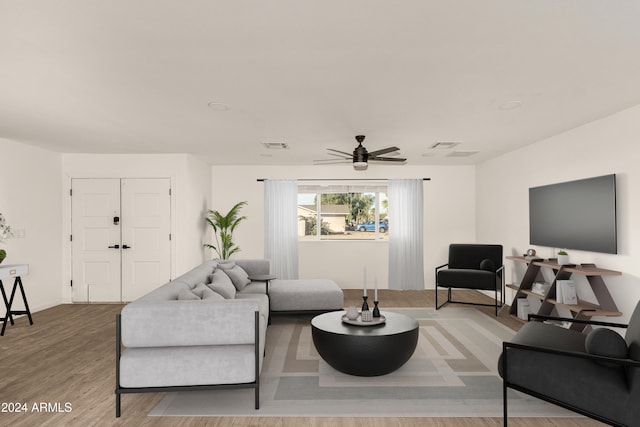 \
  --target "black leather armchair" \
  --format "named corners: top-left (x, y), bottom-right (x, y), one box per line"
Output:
top-left (499, 301), bottom-right (640, 427)
top-left (435, 243), bottom-right (504, 315)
